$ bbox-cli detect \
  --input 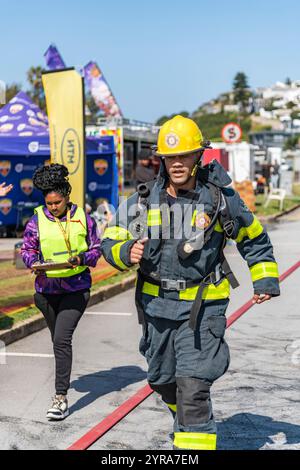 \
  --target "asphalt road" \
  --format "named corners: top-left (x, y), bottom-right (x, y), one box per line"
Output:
top-left (0, 212), bottom-right (300, 450)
